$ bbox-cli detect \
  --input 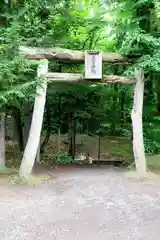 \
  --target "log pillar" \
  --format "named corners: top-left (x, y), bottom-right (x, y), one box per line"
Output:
top-left (131, 69), bottom-right (147, 175)
top-left (19, 59), bottom-right (48, 178)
